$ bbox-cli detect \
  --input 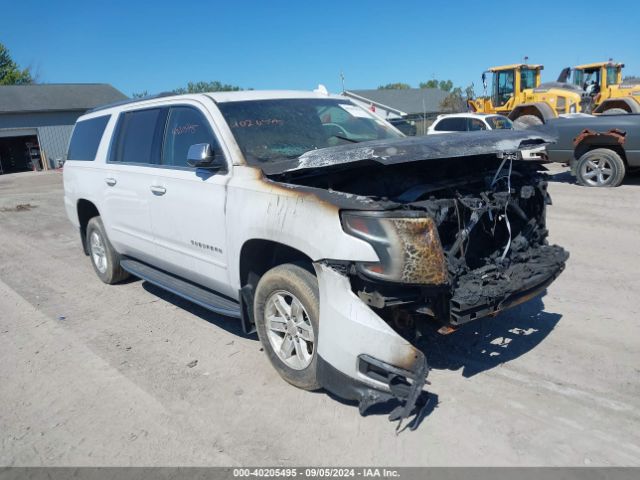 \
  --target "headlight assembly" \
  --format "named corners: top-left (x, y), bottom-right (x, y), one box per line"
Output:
top-left (341, 211), bottom-right (448, 285)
